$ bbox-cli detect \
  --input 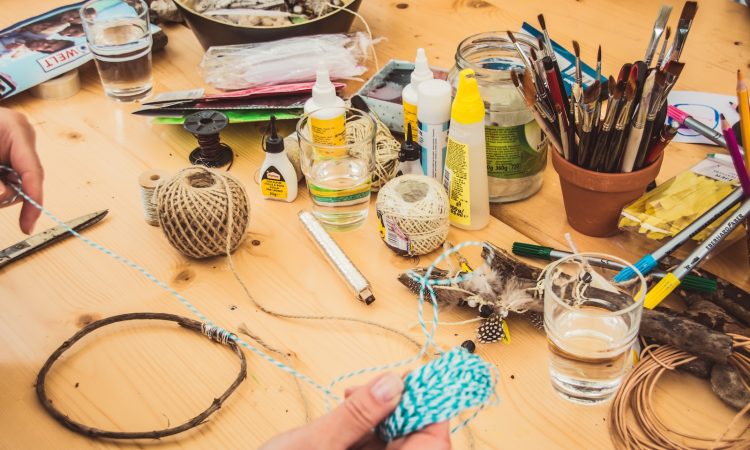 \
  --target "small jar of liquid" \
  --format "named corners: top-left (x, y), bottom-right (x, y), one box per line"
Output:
top-left (448, 32), bottom-right (548, 203)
